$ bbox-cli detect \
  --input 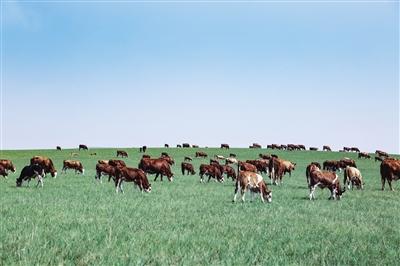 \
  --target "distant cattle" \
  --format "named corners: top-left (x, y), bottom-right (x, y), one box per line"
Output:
top-left (117, 150), bottom-right (128, 158)
top-left (177, 144), bottom-right (182, 148)
top-left (305, 162), bottom-right (322, 185)
top-left (90, 153), bottom-right (97, 156)
top-left (358, 152), bottom-right (371, 159)
top-left (199, 164), bottom-right (223, 183)
top-left (139, 146), bottom-right (147, 153)
top-left (192, 145), bottom-right (199, 148)
top-left (139, 158), bottom-right (173, 182)
top-left (79, 144), bottom-right (88, 150)
top-left (323, 146), bottom-right (331, 151)
top-left (229, 153), bottom-right (236, 158)
top-left (164, 144), bottom-right (169, 148)
top-left (380, 158), bottom-right (400, 191)
top-left (16, 164), bottom-right (45, 188)
top-left (221, 144), bottom-right (230, 149)
top-left (298, 145), bottom-right (306, 150)
top-left (351, 147), bottom-right (360, 152)
top-left (114, 167), bottom-right (151, 193)
top-left (62, 160), bottom-right (84, 175)
top-left (182, 143), bottom-right (190, 148)
top-left (184, 156), bottom-right (192, 162)
top-left (195, 151), bottom-right (208, 158)
top-left (0, 159), bottom-right (16, 173)
top-left (343, 166), bottom-right (364, 190)
top-left (343, 147), bottom-right (351, 152)
top-left (376, 150), bottom-right (389, 158)
top-left (250, 143), bottom-right (262, 149)
top-left (56, 146), bottom-right (62, 150)
top-left (309, 147), bottom-right (318, 151)
top-left (95, 163), bottom-right (117, 183)
top-left (30, 156), bottom-right (57, 178)
top-left (308, 164), bottom-right (345, 200)
top-left (181, 162), bottom-right (195, 175)
top-left (233, 171), bottom-right (272, 203)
